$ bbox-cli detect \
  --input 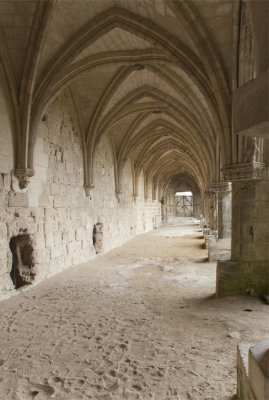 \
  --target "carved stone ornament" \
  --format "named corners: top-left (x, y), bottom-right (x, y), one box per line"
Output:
top-left (93, 223), bottom-right (104, 254)
top-left (211, 182), bottom-right (232, 192)
top-left (133, 64), bottom-right (145, 70)
top-left (223, 162), bottom-right (265, 181)
top-left (9, 231), bottom-right (36, 289)
top-left (116, 191), bottom-right (122, 201)
top-left (14, 168), bottom-right (34, 189)
top-left (204, 188), bottom-right (215, 196)
top-left (84, 183), bottom-right (95, 197)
